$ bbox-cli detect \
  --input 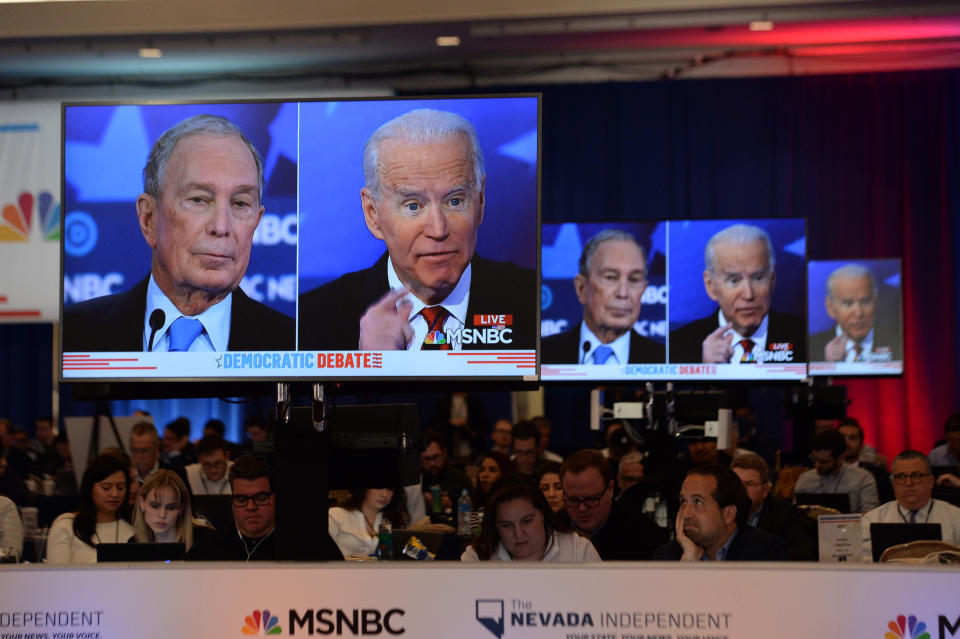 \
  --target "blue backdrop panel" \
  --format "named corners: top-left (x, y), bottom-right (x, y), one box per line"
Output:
top-left (62, 102), bottom-right (297, 318)
top-left (541, 221), bottom-right (666, 344)
top-left (667, 218), bottom-right (807, 329)
top-left (807, 258), bottom-right (902, 335)
top-left (297, 96), bottom-right (538, 293)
